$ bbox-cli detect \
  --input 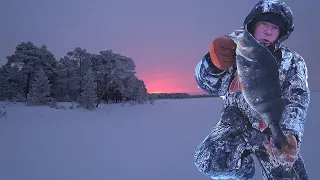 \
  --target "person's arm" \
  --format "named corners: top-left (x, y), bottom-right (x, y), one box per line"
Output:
top-left (195, 52), bottom-right (234, 97)
top-left (280, 50), bottom-right (311, 150)
top-left (195, 37), bottom-right (237, 97)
